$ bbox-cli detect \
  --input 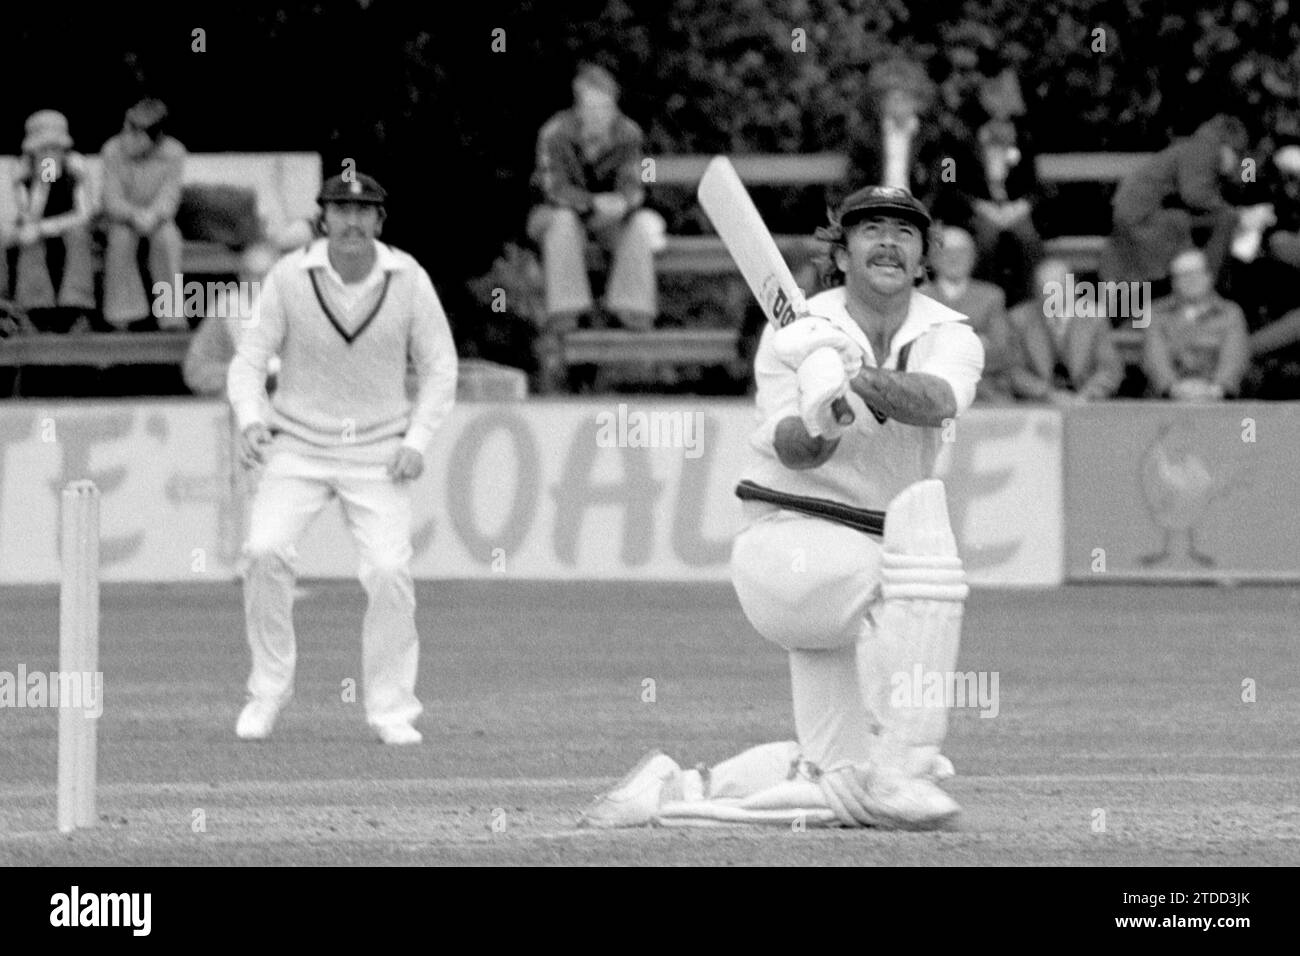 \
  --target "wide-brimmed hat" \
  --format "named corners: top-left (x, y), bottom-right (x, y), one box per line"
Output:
top-left (22, 110), bottom-right (73, 153)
